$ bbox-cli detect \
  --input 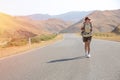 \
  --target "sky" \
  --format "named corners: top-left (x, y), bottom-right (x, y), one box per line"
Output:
top-left (0, 0), bottom-right (120, 15)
